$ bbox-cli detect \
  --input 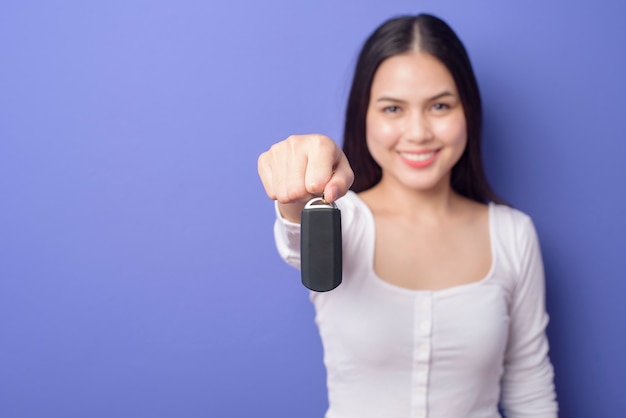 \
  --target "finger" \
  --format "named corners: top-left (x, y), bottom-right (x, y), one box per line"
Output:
top-left (280, 143), bottom-right (309, 203)
top-left (257, 151), bottom-right (276, 200)
top-left (323, 153), bottom-right (354, 203)
top-left (265, 137), bottom-right (313, 204)
top-left (303, 136), bottom-right (339, 197)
